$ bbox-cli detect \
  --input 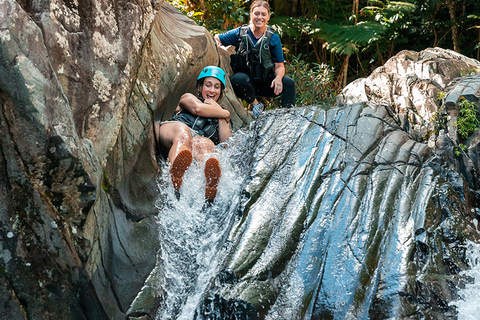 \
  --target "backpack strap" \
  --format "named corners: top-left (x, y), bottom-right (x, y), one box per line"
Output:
top-left (265, 26), bottom-right (275, 43)
top-left (236, 25), bottom-right (250, 50)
